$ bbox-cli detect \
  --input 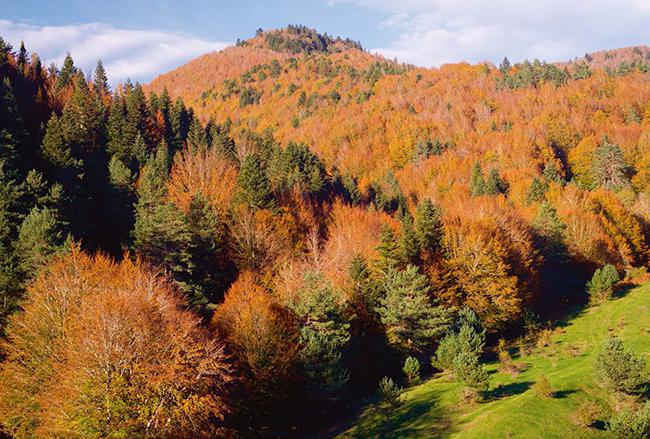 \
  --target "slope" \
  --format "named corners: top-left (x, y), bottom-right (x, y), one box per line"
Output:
top-left (337, 283), bottom-right (650, 438)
